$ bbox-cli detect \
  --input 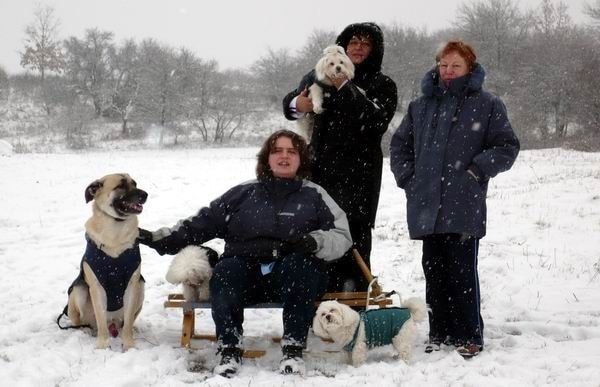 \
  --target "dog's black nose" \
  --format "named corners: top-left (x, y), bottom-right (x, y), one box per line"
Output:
top-left (336, 66), bottom-right (341, 72)
top-left (326, 315), bottom-right (332, 322)
top-left (136, 189), bottom-right (148, 203)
